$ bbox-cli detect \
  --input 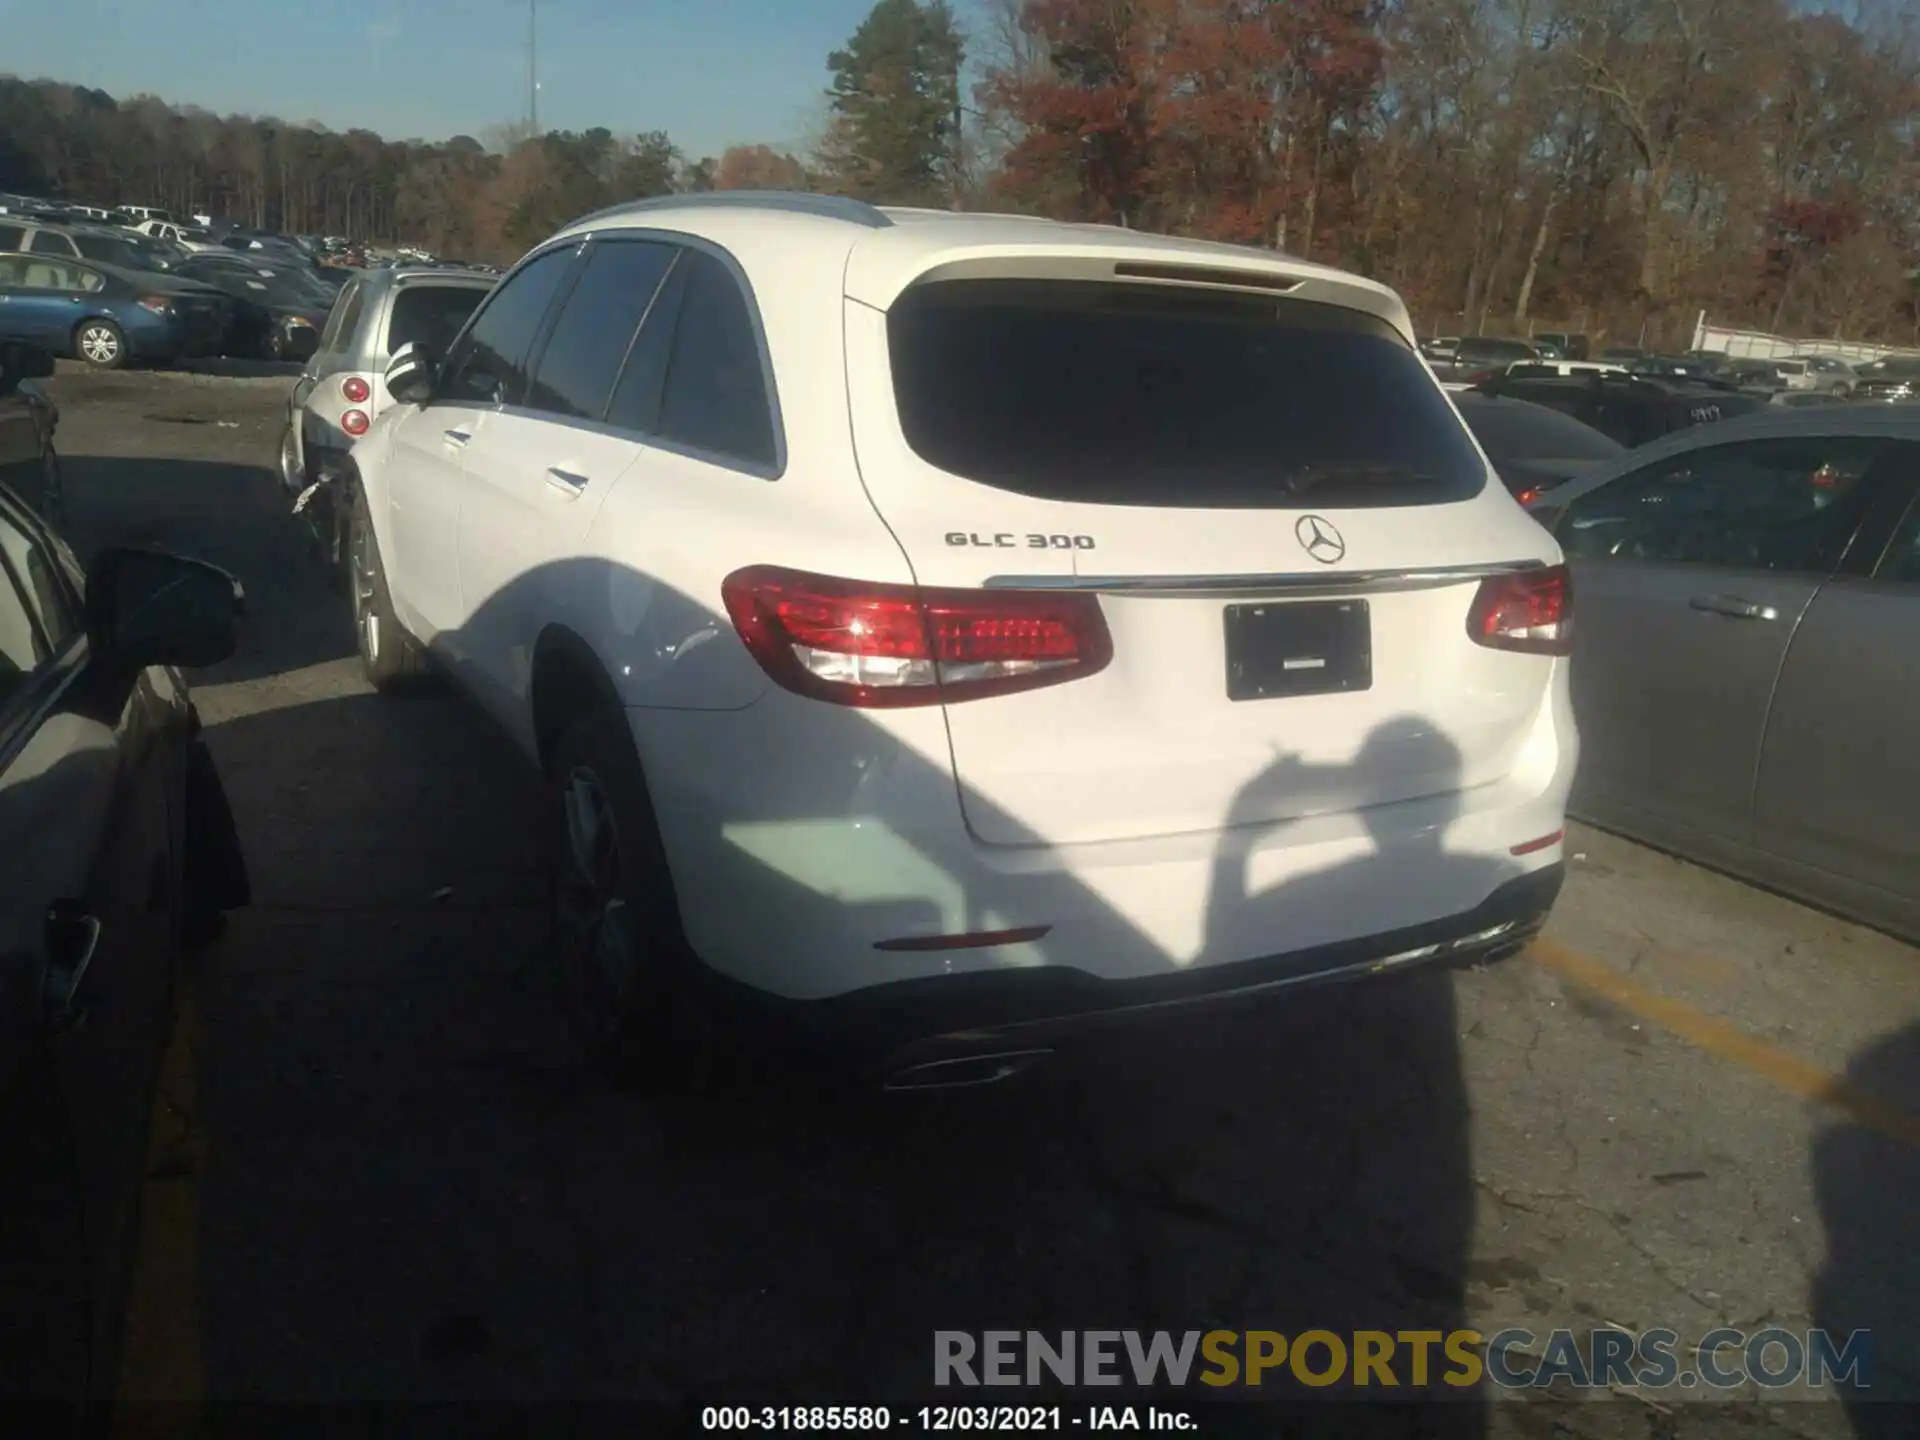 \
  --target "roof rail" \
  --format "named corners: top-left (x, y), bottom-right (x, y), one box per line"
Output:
top-left (572, 190), bottom-right (894, 231)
